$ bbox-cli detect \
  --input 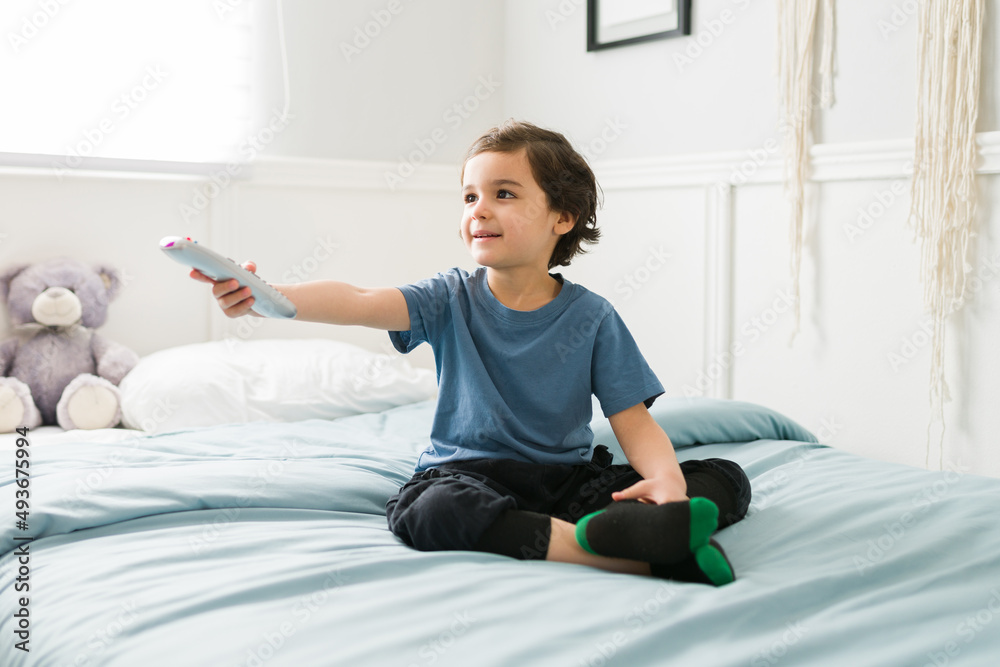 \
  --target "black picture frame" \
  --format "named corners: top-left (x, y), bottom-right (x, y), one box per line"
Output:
top-left (587, 0), bottom-right (691, 52)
